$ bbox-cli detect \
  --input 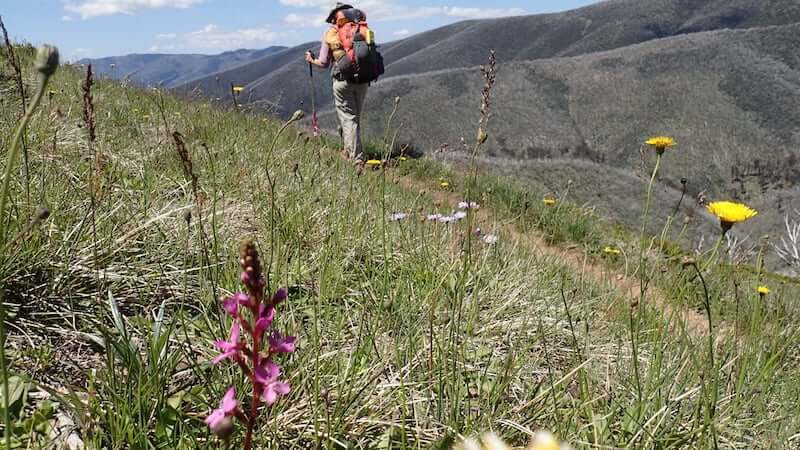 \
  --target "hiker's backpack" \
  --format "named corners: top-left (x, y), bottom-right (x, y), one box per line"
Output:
top-left (332, 8), bottom-right (384, 84)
